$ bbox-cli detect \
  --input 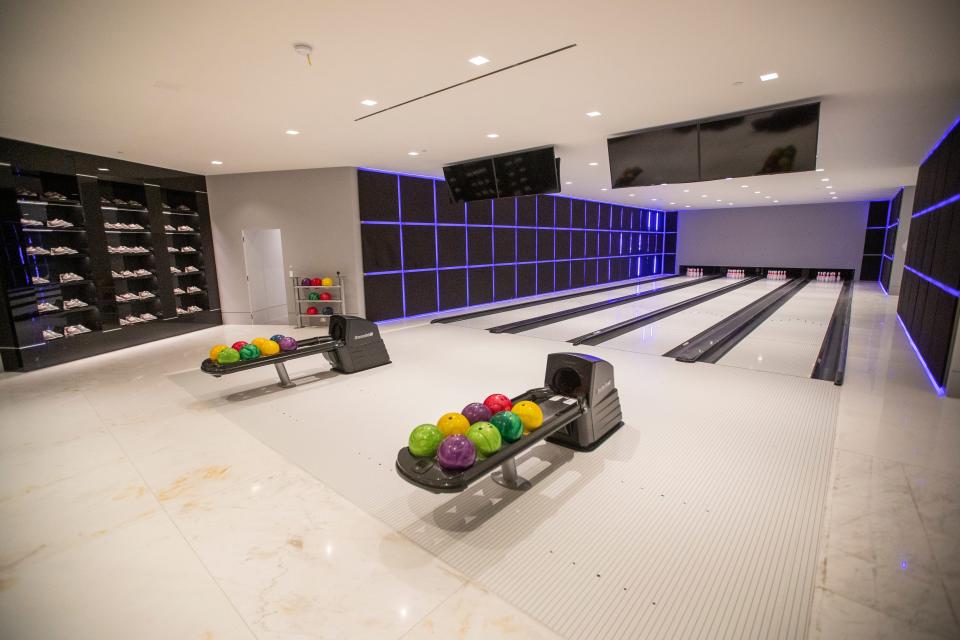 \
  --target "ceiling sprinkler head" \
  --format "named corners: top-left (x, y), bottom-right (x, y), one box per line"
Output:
top-left (293, 43), bottom-right (313, 66)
